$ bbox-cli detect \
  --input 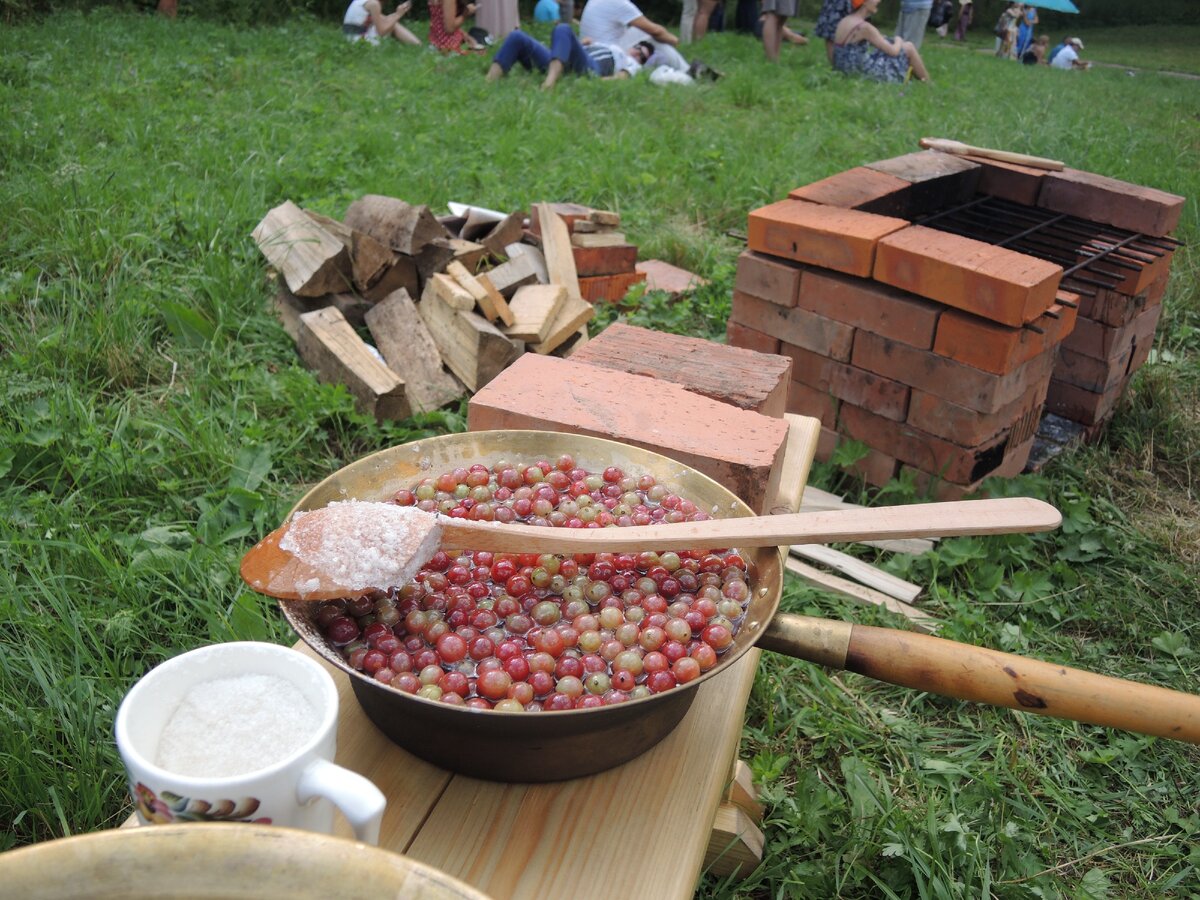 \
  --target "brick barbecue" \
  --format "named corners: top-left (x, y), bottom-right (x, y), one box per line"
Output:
top-left (727, 150), bottom-right (1184, 498)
